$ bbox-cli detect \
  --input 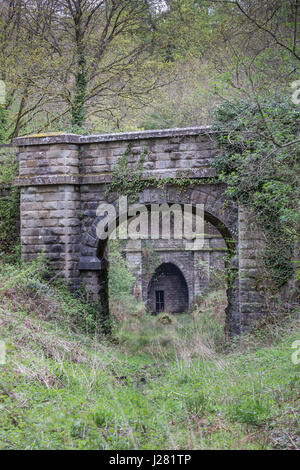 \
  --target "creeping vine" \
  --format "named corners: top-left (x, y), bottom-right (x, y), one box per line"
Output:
top-left (105, 143), bottom-right (219, 203)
